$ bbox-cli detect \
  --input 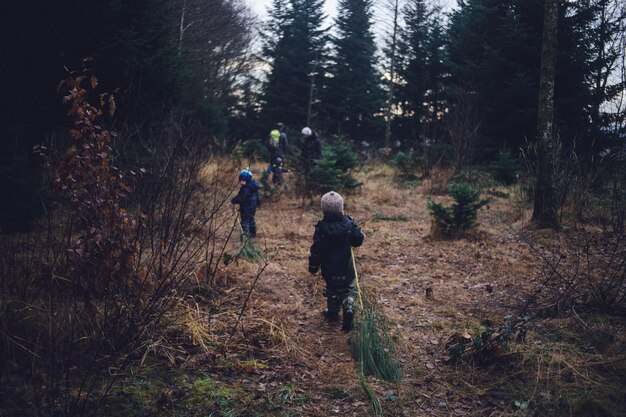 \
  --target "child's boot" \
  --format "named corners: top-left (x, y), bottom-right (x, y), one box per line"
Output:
top-left (342, 310), bottom-right (354, 332)
top-left (323, 309), bottom-right (339, 322)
